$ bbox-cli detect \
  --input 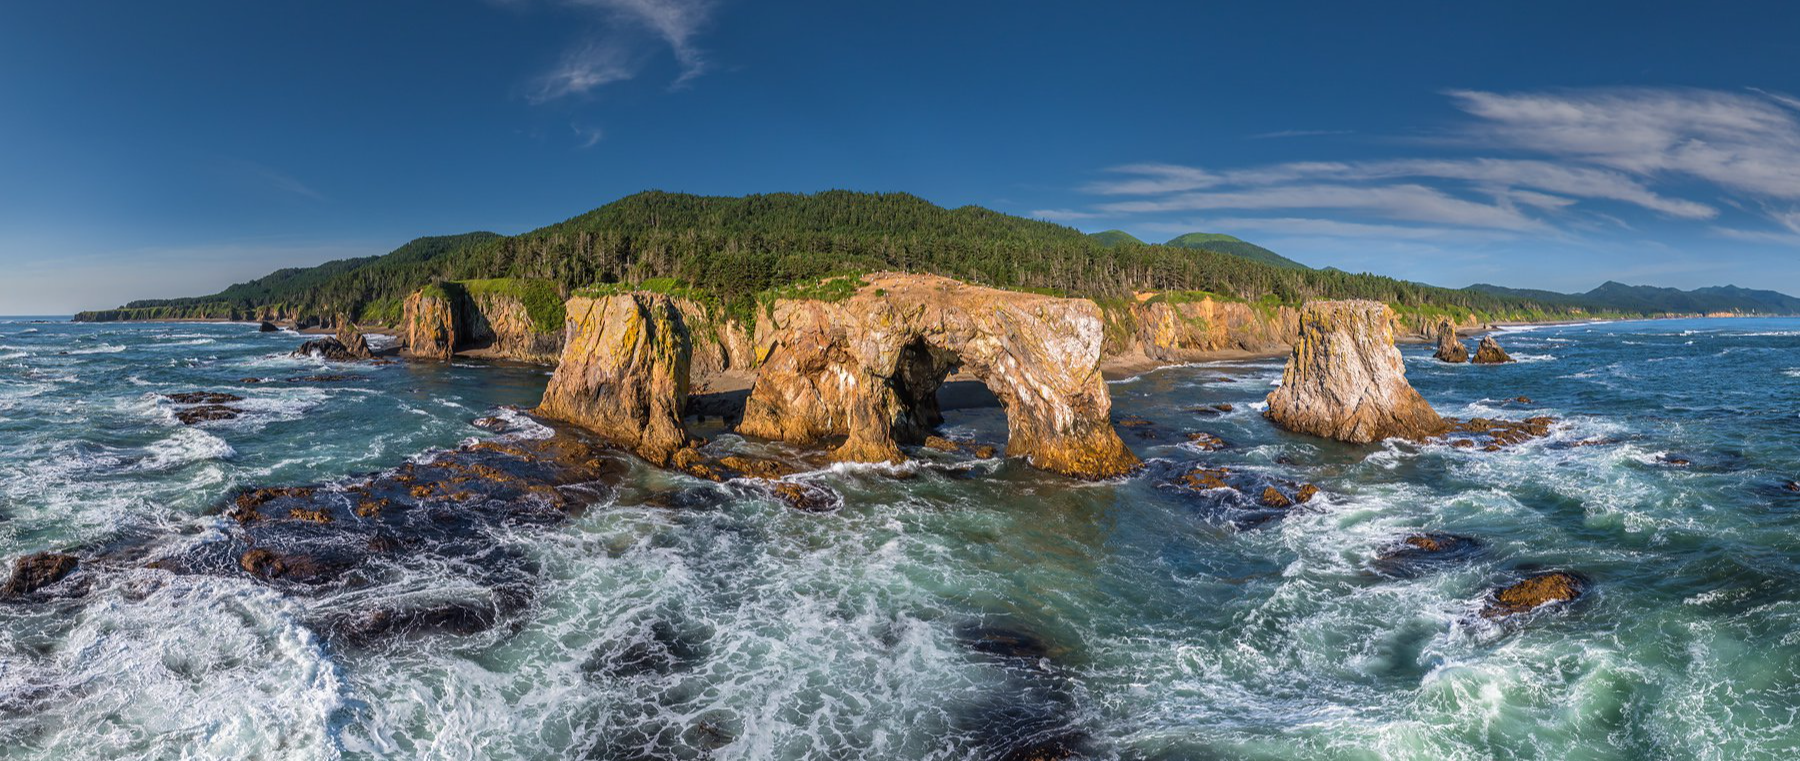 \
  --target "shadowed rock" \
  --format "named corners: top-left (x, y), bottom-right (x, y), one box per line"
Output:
top-left (1471, 335), bottom-right (1515, 364)
top-left (258, 321), bottom-right (279, 332)
top-left (164, 391), bottom-right (243, 405)
top-left (1372, 533), bottom-right (1481, 577)
top-left (1432, 319), bottom-right (1469, 363)
top-left (333, 314), bottom-right (374, 360)
top-left (1, 553), bottom-right (78, 598)
top-left (1265, 300), bottom-right (1447, 444)
top-left (739, 273), bottom-right (1139, 479)
top-left (292, 337), bottom-right (363, 362)
top-left (175, 405), bottom-right (242, 425)
top-left (537, 292), bottom-right (695, 466)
